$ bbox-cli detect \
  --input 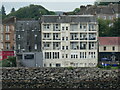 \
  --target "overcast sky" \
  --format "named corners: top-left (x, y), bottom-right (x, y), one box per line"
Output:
top-left (2, 0), bottom-right (119, 14)
top-left (0, 0), bottom-right (97, 14)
